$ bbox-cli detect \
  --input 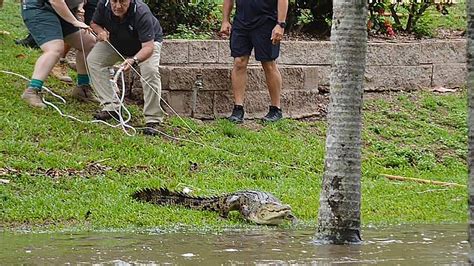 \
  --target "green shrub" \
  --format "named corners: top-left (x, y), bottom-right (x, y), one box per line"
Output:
top-left (145, 0), bottom-right (220, 35)
top-left (287, 0), bottom-right (332, 36)
top-left (166, 24), bottom-right (213, 39)
top-left (367, 0), bottom-right (461, 37)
